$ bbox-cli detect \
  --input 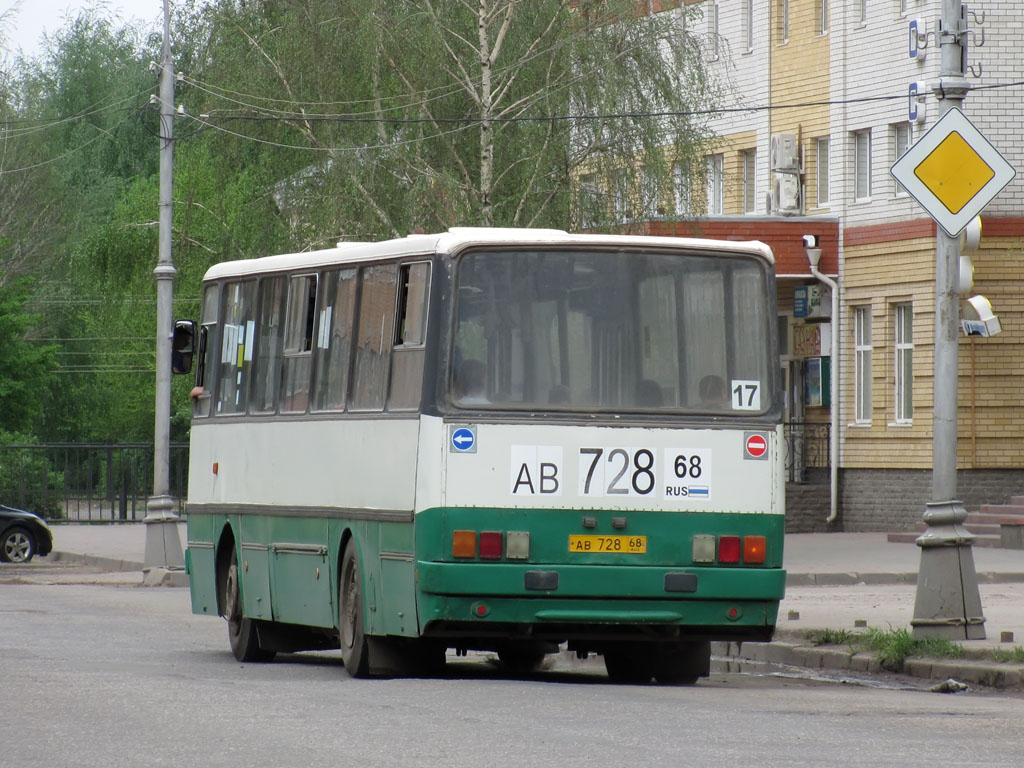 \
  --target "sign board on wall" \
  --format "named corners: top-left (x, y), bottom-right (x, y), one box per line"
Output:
top-left (793, 322), bottom-right (832, 357)
top-left (794, 285), bottom-right (830, 319)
